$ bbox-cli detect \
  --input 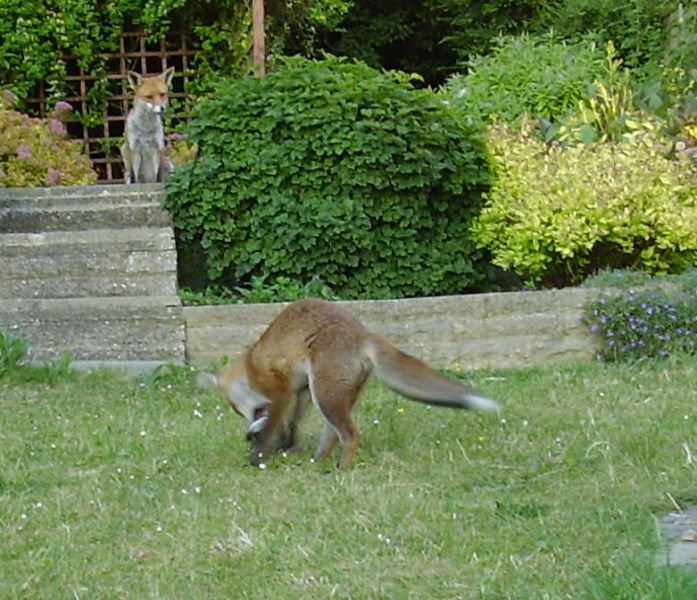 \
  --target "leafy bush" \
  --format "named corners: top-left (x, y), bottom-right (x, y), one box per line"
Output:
top-left (179, 275), bottom-right (338, 305)
top-left (440, 33), bottom-right (605, 126)
top-left (472, 123), bottom-right (697, 287)
top-left (535, 0), bottom-right (677, 74)
top-left (166, 55), bottom-right (493, 300)
top-left (0, 92), bottom-right (96, 187)
top-left (586, 272), bottom-right (697, 362)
